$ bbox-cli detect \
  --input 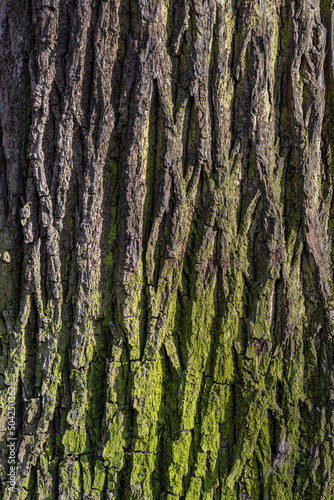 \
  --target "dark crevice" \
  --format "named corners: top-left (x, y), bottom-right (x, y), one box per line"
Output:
top-left (23, 293), bottom-right (38, 399)
top-left (182, 96), bottom-right (198, 191)
top-left (0, 127), bottom-right (9, 224)
top-left (271, 270), bottom-right (284, 352)
top-left (142, 79), bottom-right (160, 261)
